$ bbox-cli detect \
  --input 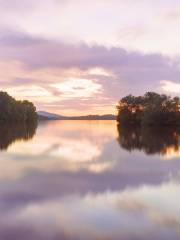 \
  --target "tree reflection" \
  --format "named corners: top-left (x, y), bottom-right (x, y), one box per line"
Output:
top-left (117, 124), bottom-right (180, 156)
top-left (0, 121), bottom-right (37, 151)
